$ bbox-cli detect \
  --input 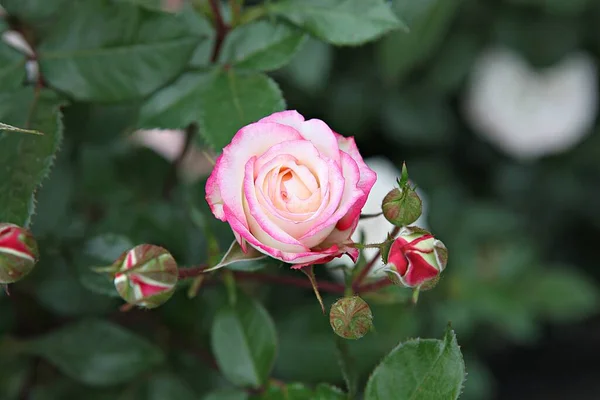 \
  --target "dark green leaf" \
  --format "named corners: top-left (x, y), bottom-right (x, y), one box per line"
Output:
top-left (25, 319), bottom-right (164, 386)
top-left (251, 383), bottom-right (346, 400)
top-left (279, 37), bottom-right (332, 95)
top-left (139, 68), bottom-right (285, 150)
top-left (139, 373), bottom-right (198, 400)
top-left (364, 327), bottom-right (465, 400)
top-left (77, 234), bottom-right (134, 297)
top-left (1, 0), bottom-right (69, 22)
top-left (378, 0), bottom-right (461, 83)
top-left (211, 293), bottom-right (277, 388)
top-left (32, 251), bottom-right (116, 316)
top-left (314, 384), bottom-right (347, 399)
top-left (268, 0), bottom-right (404, 46)
top-left (203, 389), bottom-right (249, 400)
top-left (219, 20), bottom-right (307, 71)
top-left (0, 88), bottom-right (64, 226)
top-left (197, 69), bottom-right (285, 150)
top-left (0, 353), bottom-right (30, 400)
top-left (38, 0), bottom-right (200, 101)
top-left (138, 70), bottom-right (216, 129)
top-left (0, 42), bottom-right (26, 89)
top-left (525, 268), bottom-right (599, 322)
